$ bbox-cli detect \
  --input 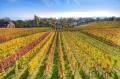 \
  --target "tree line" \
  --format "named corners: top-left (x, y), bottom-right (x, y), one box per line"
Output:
top-left (0, 15), bottom-right (120, 28)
